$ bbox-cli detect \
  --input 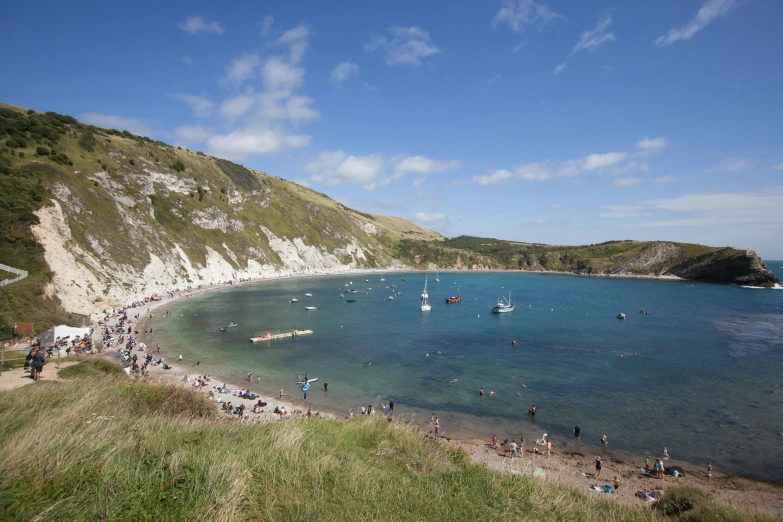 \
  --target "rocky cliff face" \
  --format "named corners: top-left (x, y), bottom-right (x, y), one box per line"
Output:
top-left (665, 249), bottom-right (780, 288)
